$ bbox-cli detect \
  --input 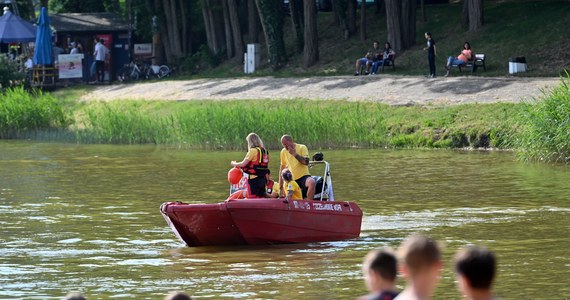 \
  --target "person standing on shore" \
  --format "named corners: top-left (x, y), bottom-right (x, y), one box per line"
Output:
top-left (93, 37), bottom-right (107, 83)
top-left (279, 135), bottom-right (316, 200)
top-left (454, 246), bottom-right (497, 300)
top-left (423, 32), bottom-right (437, 78)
